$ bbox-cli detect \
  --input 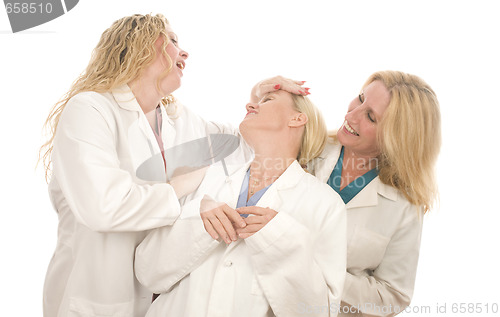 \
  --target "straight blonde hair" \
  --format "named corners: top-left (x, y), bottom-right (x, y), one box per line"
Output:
top-left (39, 13), bottom-right (174, 181)
top-left (292, 95), bottom-right (328, 167)
top-left (368, 71), bottom-right (441, 212)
